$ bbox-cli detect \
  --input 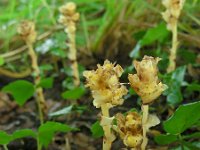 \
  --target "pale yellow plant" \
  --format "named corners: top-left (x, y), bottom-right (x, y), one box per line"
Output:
top-left (162, 0), bottom-right (185, 72)
top-left (83, 60), bottom-right (128, 150)
top-left (18, 20), bottom-right (46, 124)
top-left (59, 2), bottom-right (80, 86)
top-left (115, 112), bottom-right (143, 149)
top-left (128, 56), bottom-right (167, 150)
